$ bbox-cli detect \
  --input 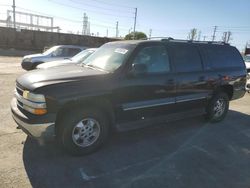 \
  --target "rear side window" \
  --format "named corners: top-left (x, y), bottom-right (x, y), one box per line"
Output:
top-left (200, 45), bottom-right (244, 69)
top-left (170, 44), bottom-right (202, 72)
